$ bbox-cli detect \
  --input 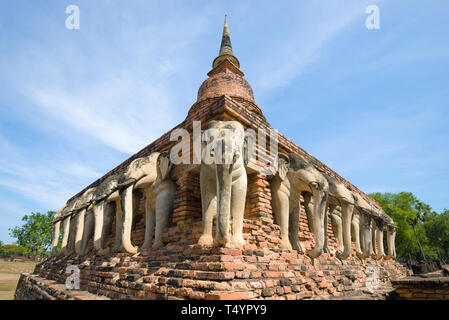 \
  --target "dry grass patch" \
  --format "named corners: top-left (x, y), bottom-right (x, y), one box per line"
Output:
top-left (0, 262), bottom-right (35, 300)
